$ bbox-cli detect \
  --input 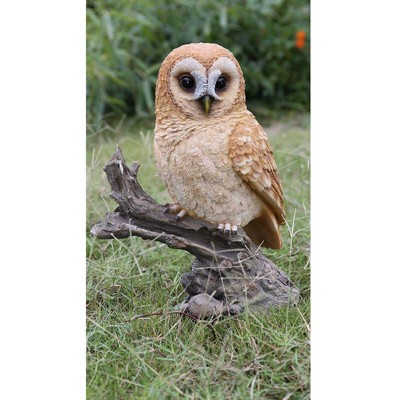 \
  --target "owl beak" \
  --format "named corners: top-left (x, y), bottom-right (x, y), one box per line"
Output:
top-left (201, 95), bottom-right (212, 114)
